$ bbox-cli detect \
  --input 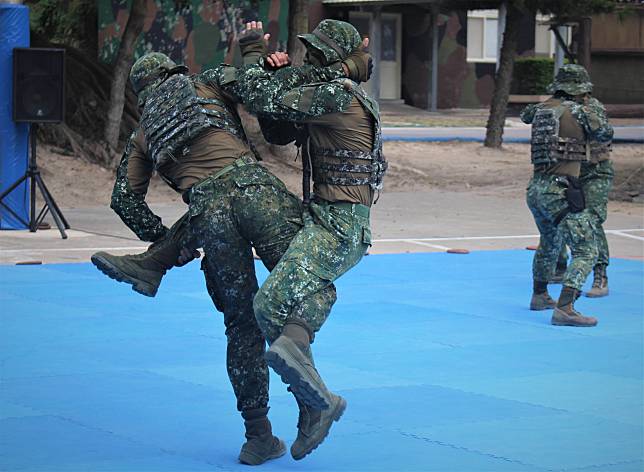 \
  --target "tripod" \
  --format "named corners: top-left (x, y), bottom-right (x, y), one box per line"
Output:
top-left (0, 124), bottom-right (69, 239)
